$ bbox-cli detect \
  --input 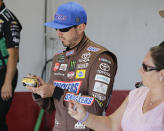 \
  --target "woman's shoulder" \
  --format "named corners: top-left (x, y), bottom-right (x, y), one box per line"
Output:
top-left (128, 86), bottom-right (149, 102)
